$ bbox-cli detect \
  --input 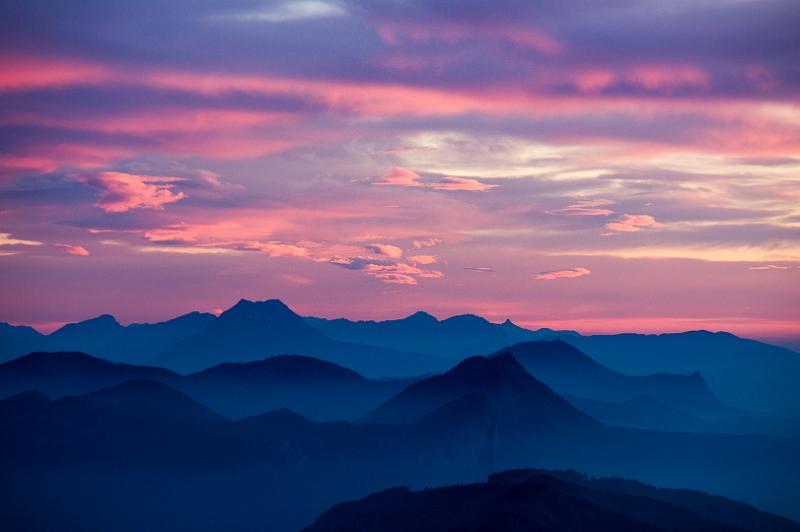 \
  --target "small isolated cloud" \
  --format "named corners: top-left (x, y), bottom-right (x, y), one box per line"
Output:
top-left (55, 243), bottom-right (90, 256)
top-left (464, 266), bottom-right (495, 273)
top-left (77, 172), bottom-right (186, 213)
top-left (413, 237), bottom-right (441, 249)
top-left (408, 255), bottom-right (437, 265)
top-left (750, 264), bottom-right (791, 270)
top-left (535, 267), bottom-right (591, 280)
top-left (550, 199), bottom-right (615, 216)
top-left (375, 166), bottom-right (423, 187)
top-left (366, 243), bottom-right (403, 258)
top-left (0, 233), bottom-right (42, 247)
top-left (218, 1), bottom-right (346, 22)
top-left (603, 214), bottom-right (663, 234)
top-left (374, 167), bottom-right (496, 192)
